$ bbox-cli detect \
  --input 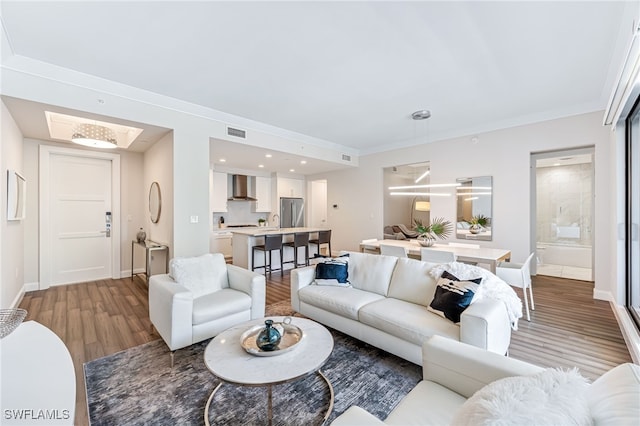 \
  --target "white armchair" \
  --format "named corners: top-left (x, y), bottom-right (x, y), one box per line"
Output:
top-left (149, 253), bottom-right (265, 364)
